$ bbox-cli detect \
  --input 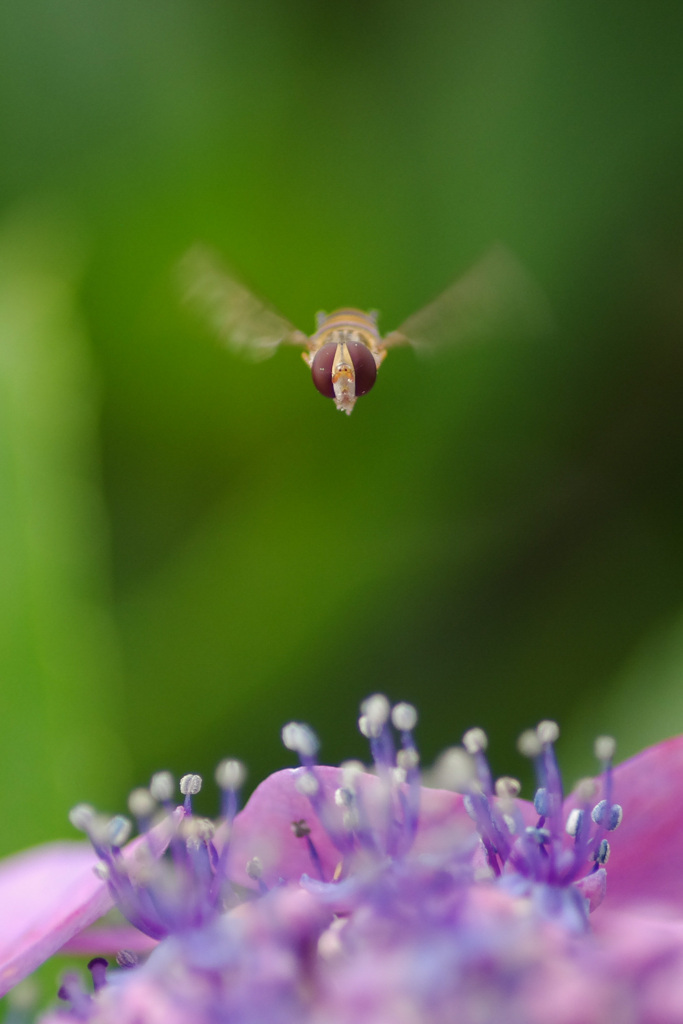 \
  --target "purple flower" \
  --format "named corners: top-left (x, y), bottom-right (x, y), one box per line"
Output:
top-left (3, 696), bottom-right (683, 1022)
